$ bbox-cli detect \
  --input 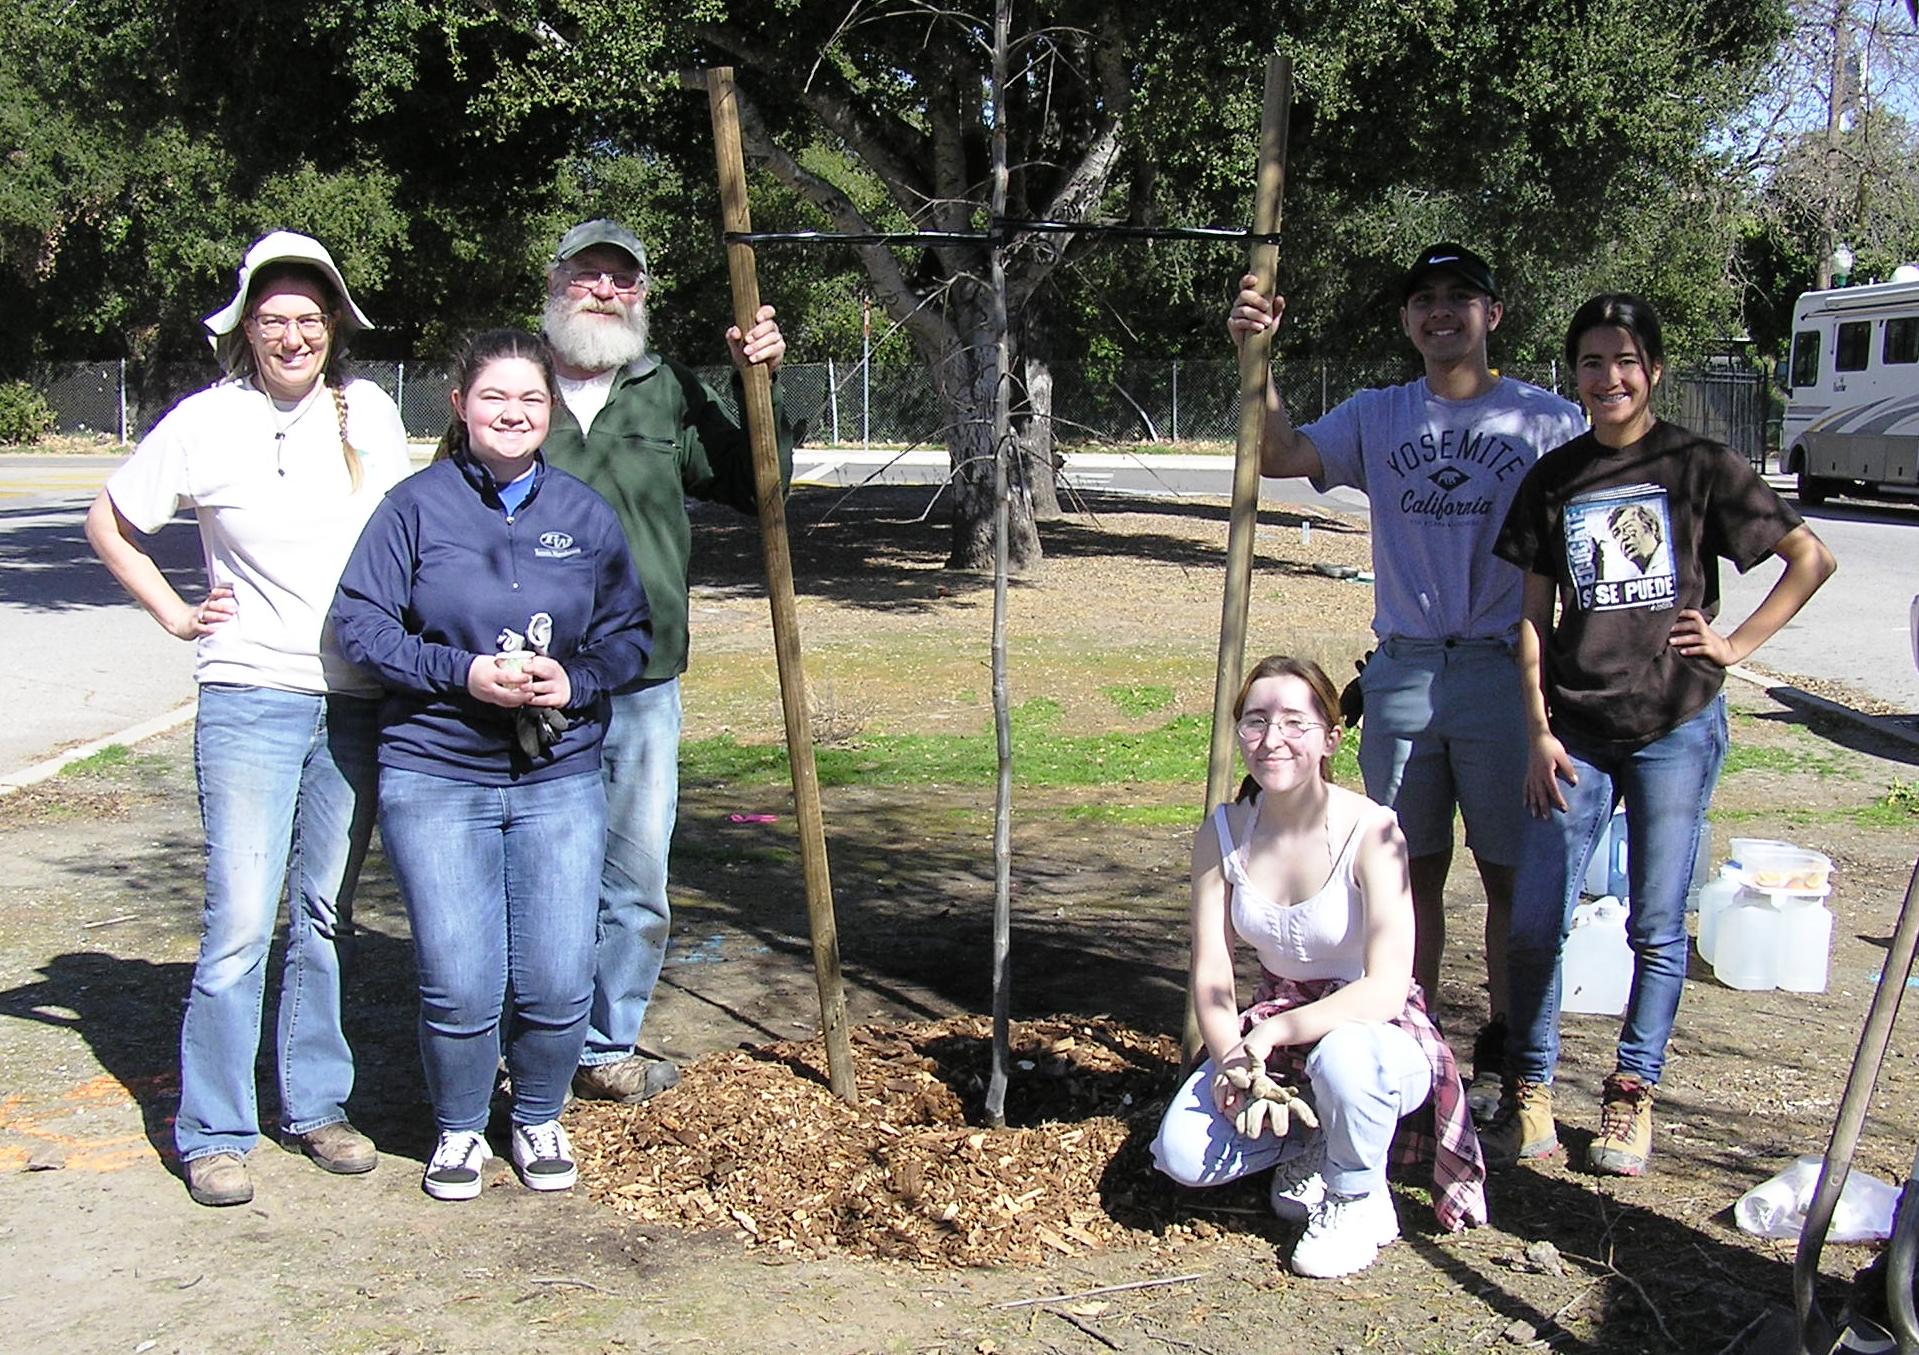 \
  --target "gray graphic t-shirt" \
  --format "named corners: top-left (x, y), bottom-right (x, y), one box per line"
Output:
top-left (1303, 376), bottom-right (1586, 641)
